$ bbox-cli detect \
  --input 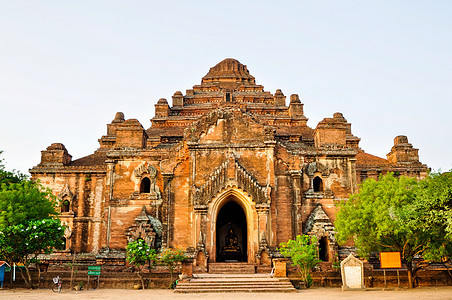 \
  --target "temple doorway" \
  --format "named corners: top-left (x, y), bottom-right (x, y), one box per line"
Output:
top-left (216, 199), bottom-right (247, 262)
top-left (319, 236), bottom-right (329, 261)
